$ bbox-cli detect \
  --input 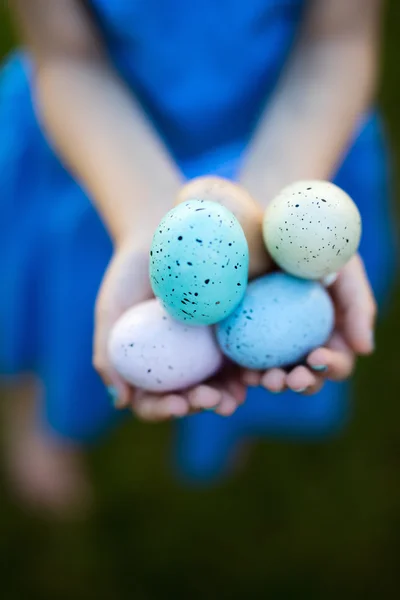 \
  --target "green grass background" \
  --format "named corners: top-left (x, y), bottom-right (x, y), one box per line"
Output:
top-left (1, 3), bottom-right (400, 599)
